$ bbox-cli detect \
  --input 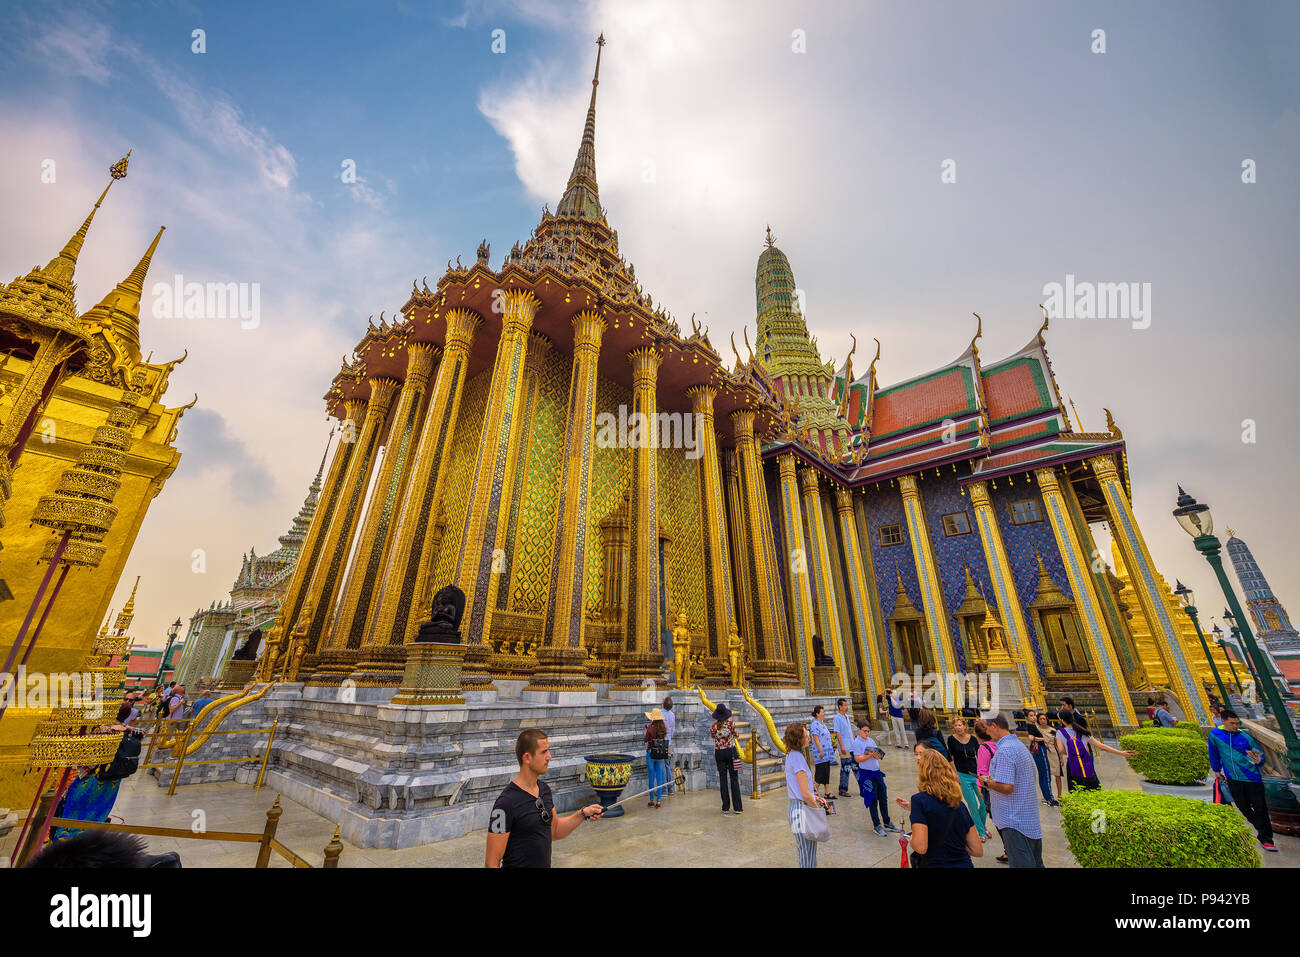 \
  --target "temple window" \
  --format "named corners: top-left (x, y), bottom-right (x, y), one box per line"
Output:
top-left (879, 523), bottom-right (904, 547)
top-left (941, 511), bottom-right (971, 536)
top-left (1010, 498), bottom-right (1042, 524)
